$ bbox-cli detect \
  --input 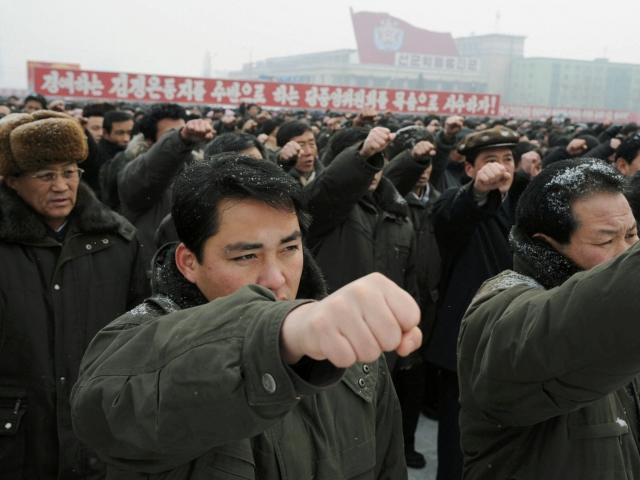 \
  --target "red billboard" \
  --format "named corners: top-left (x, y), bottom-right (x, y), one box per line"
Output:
top-left (27, 61), bottom-right (80, 92)
top-left (499, 104), bottom-right (639, 123)
top-left (33, 67), bottom-right (500, 116)
top-left (351, 11), bottom-right (459, 66)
